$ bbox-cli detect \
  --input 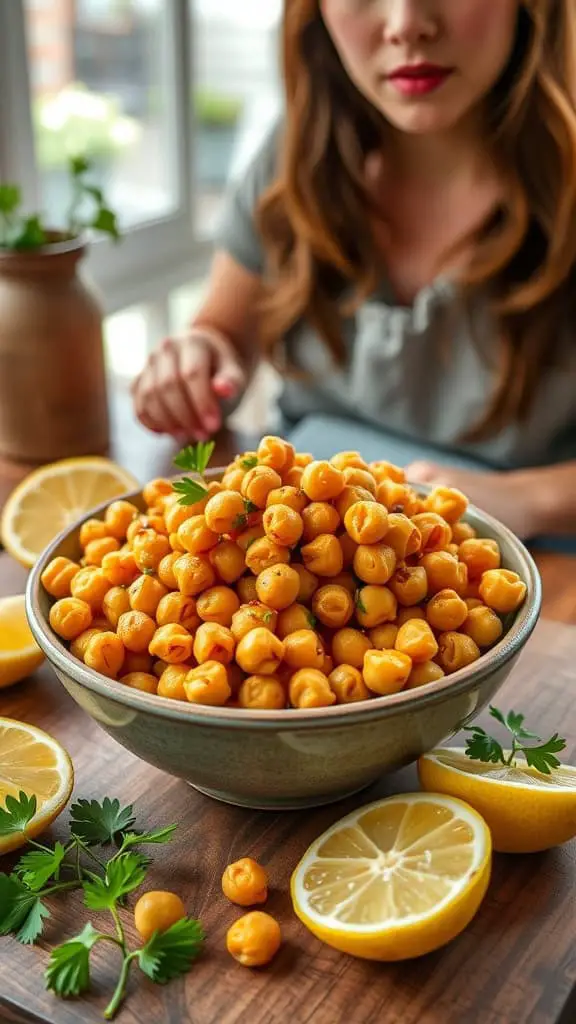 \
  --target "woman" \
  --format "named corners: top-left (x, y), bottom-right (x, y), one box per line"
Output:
top-left (132, 0), bottom-right (576, 539)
